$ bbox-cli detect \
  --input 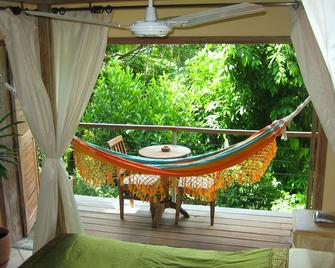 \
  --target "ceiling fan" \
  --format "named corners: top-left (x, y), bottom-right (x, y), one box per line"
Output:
top-left (26, 1), bottom-right (265, 38)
